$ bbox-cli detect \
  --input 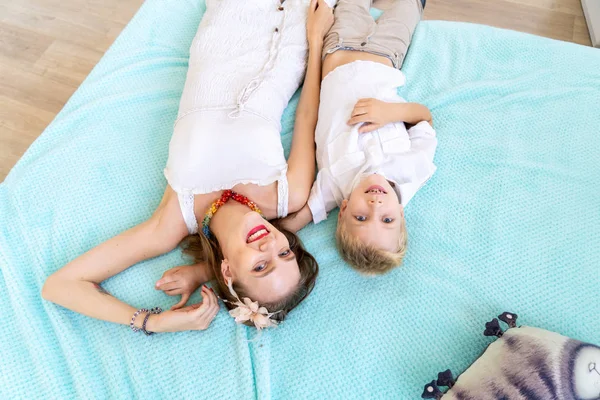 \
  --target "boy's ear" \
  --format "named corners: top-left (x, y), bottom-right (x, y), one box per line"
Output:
top-left (339, 199), bottom-right (348, 216)
top-left (399, 204), bottom-right (404, 218)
